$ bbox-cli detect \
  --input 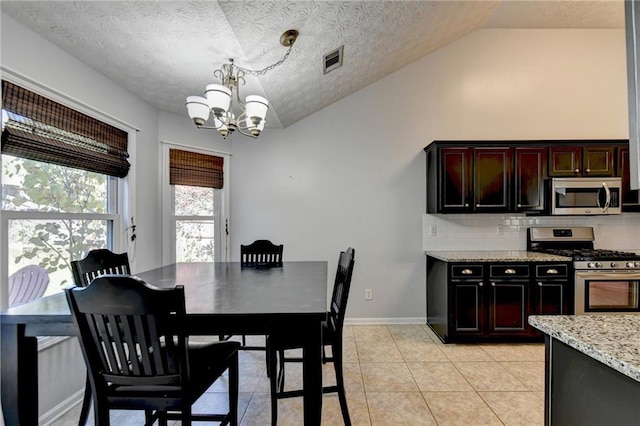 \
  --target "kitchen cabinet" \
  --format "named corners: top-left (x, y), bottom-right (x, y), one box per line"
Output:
top-left (618, 146), bottom-right (640, 211)
top-left (425, 144), bottom-right (511, 213)
top-left (548, 145), bottom-right (615, 177)
top-left (426, 256), bottom-right (573, 343)
top-left (514, 147), bottom-right (547, 212)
